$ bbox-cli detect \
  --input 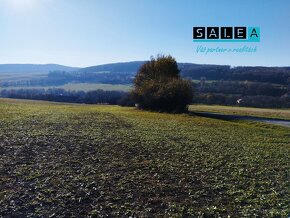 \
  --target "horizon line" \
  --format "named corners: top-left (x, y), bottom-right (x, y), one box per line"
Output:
top-left (0, 61), bottom-right (288, 68)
